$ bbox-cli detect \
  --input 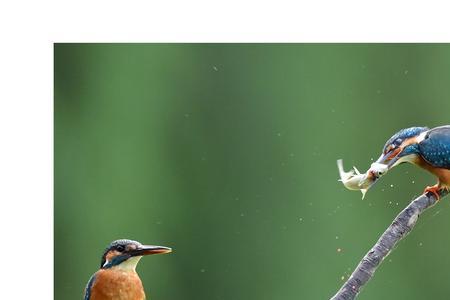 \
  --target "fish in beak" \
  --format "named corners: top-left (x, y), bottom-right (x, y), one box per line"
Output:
top-left (337, 159), bottom-right (388, 199)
